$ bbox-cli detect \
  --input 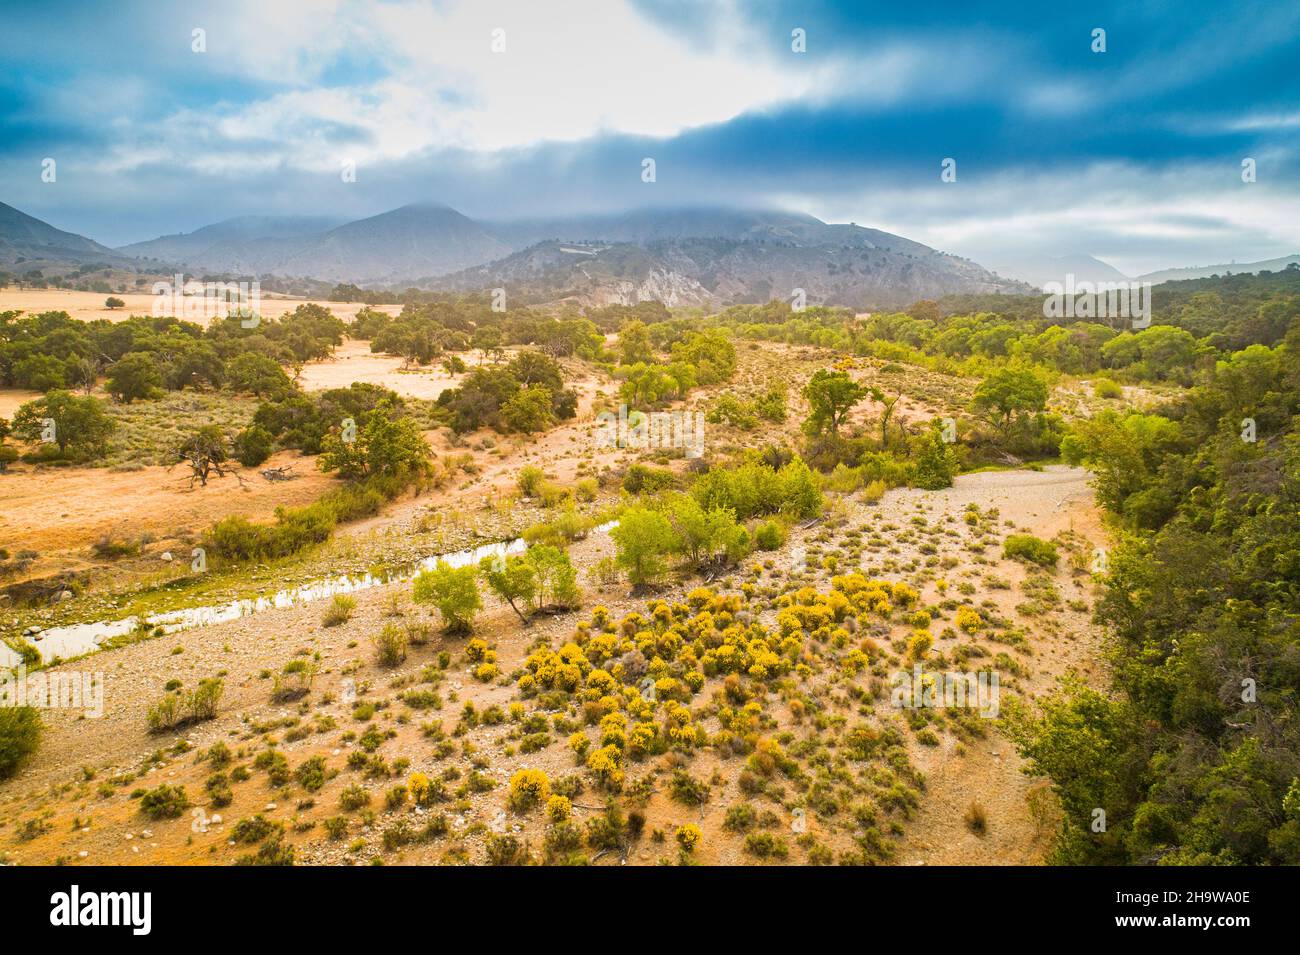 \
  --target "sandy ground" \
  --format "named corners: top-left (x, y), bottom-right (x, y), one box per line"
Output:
top-left (0, 288), bottom-right (400, 327)
top-left (0, 449), bottom-right (334, 557)
top-left (297, 340), bottom-right (461, 401)
top-left (889, 467), bottom-right (1106, 865)
top-left (0, 388), bottom-right (42, 420)
top-left (0, 460), bottom-right (1107, 866)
